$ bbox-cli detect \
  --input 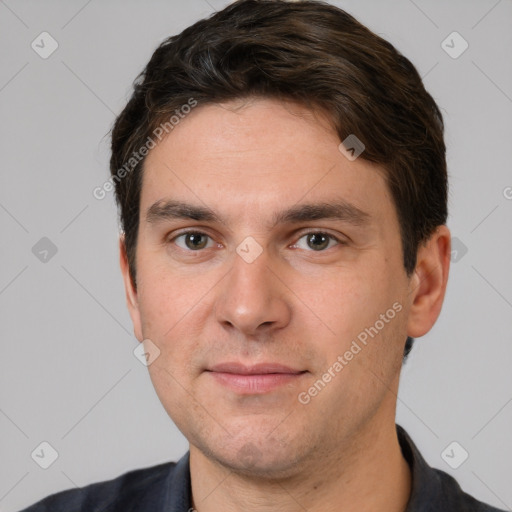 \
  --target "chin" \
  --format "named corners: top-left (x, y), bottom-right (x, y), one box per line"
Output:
top-left (219, 449), bottom-right (303, 480)
top-left (195, 428), bottom-right (310, 480)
